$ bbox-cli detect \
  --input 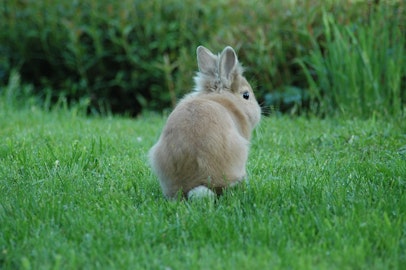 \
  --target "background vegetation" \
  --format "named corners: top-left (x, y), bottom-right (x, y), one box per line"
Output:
top-left (0, 0), bottom-right (404, 117)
